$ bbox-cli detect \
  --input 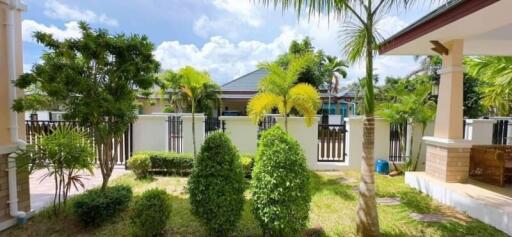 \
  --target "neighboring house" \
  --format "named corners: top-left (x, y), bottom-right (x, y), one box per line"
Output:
top-left (220, 68), bottom-right (357, 120)
top-left (0, 0), bottom-right (31, 231)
